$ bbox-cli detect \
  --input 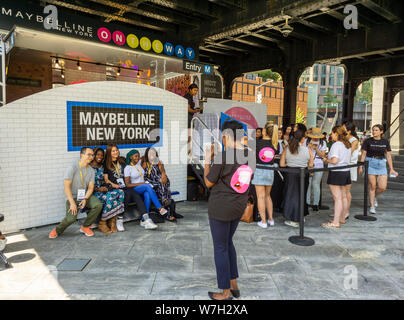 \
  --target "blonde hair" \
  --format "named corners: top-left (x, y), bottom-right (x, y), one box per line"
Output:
top-left (264, 122), bottom-right (279, 150)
